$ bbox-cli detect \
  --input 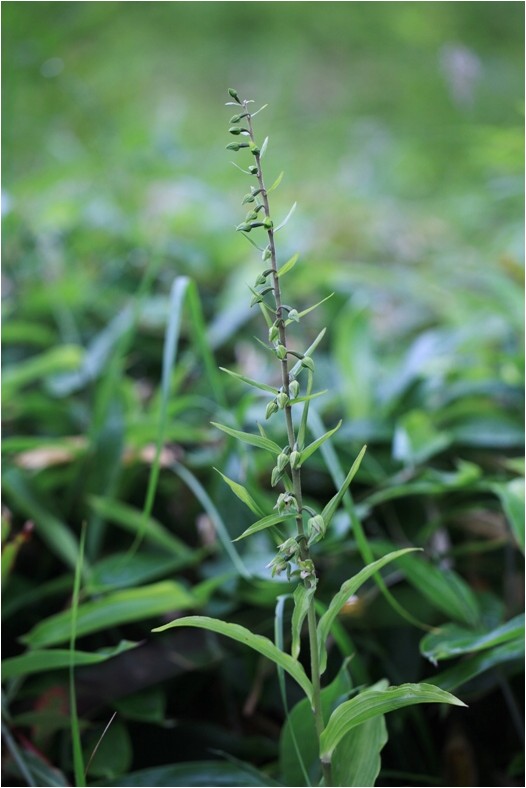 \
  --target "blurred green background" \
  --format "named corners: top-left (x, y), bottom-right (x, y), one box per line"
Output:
top-left (2, 2), bottom-right (524, 787)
